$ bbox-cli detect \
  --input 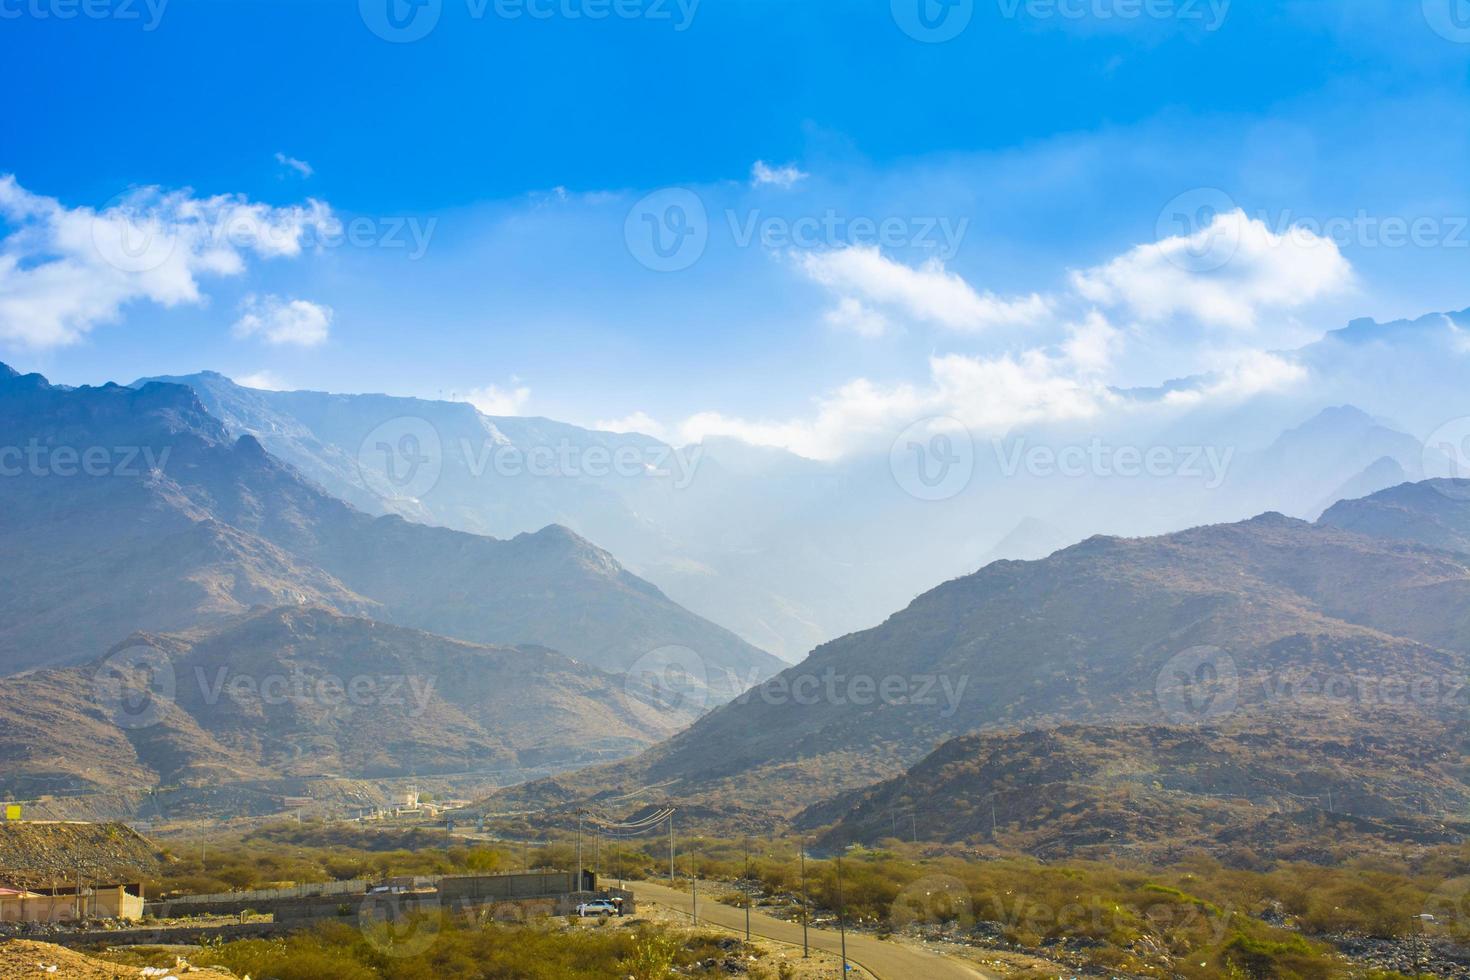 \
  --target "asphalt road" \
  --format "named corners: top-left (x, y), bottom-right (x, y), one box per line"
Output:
top-left (627, 879), bottom-right (994, 980)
